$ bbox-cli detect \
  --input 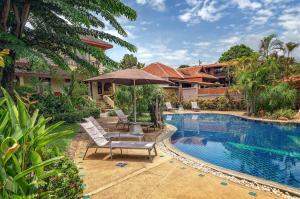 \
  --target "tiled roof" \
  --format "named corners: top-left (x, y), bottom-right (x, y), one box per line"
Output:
top-left (177, 66), bottom-right (217, 79)
top-left (197, 63), bottom-right (228, 68)
top-left (80, 36), bottom-right (113, 50)
top-left (143, 62), bottom-right (184, 79)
